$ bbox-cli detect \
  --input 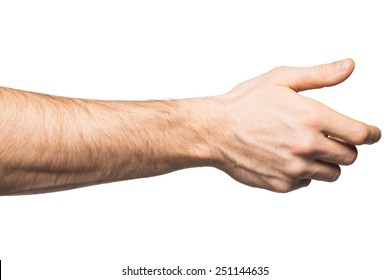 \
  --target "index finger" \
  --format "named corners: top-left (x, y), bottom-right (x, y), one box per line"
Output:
top-left (321, 107), bottom-right (381, 145)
